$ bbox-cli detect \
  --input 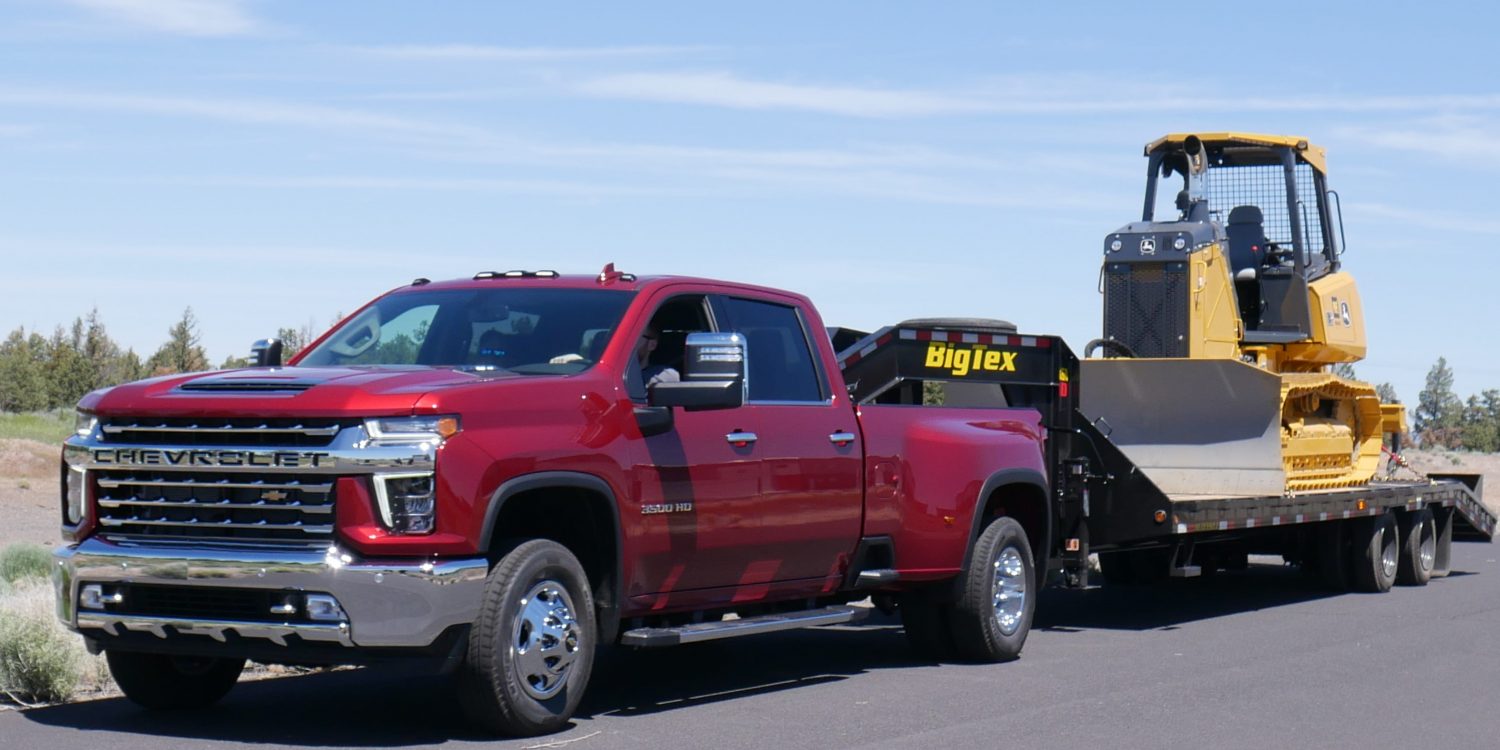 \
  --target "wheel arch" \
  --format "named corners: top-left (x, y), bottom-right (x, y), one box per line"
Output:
top-left (480, 471), bottom-right (624, 642)
top-left (962, 469), bottom-right (1051, 575)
